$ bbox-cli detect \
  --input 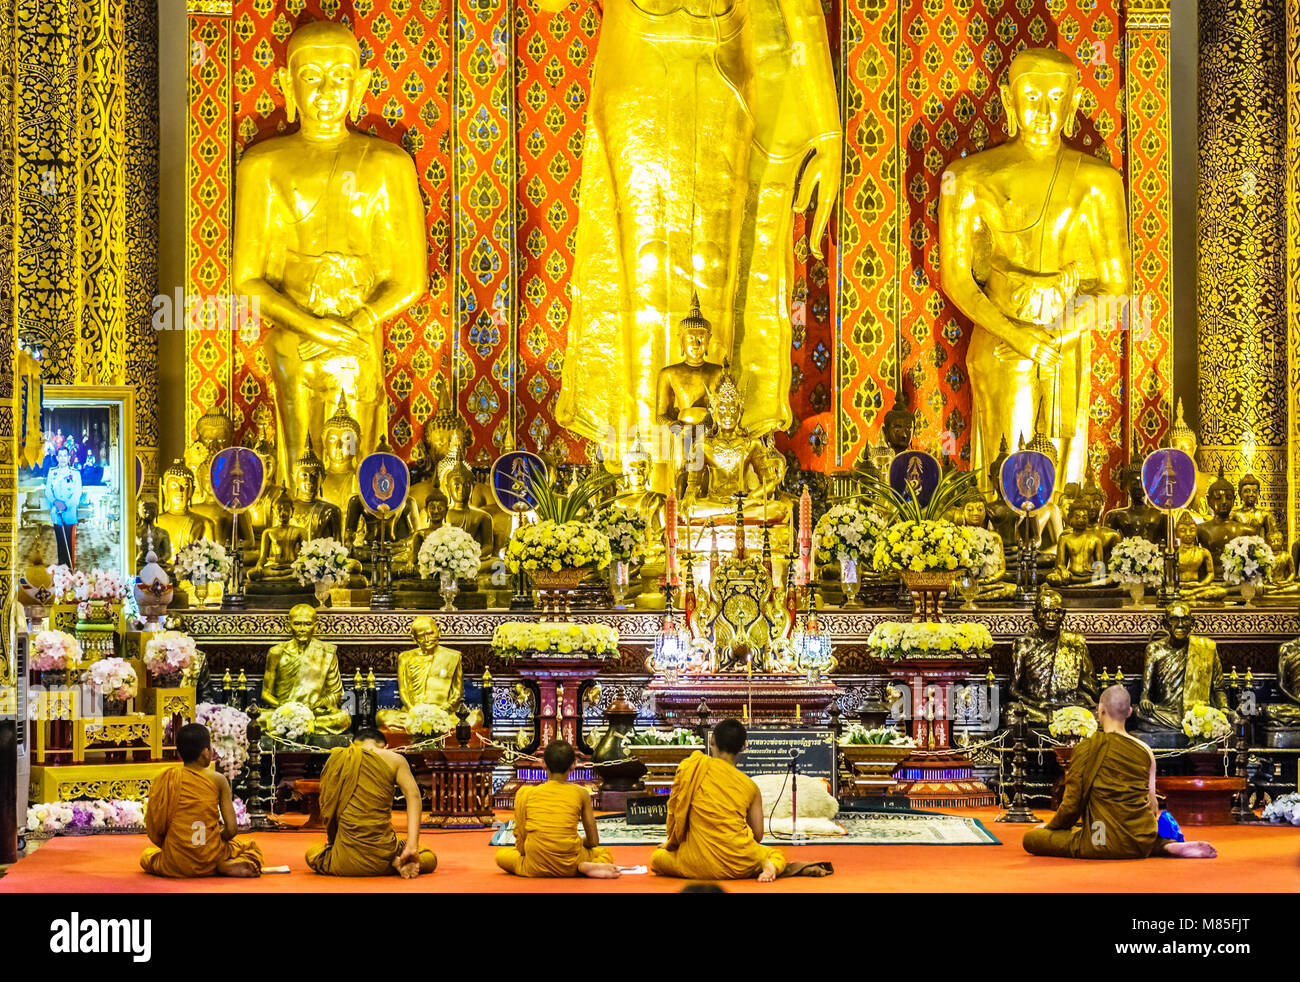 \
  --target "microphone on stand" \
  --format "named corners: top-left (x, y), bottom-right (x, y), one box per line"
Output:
top-left (789, 748), bottom-right (800, 839)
